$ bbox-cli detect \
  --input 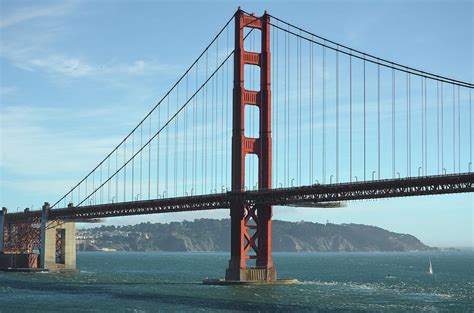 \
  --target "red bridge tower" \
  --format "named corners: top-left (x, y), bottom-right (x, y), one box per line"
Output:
top-left (225, 9), bottom-right (275, 282)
